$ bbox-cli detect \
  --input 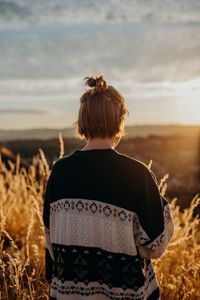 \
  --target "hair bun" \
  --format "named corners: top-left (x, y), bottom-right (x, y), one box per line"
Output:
top-left (84, 74), bottom-right (108, 93)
